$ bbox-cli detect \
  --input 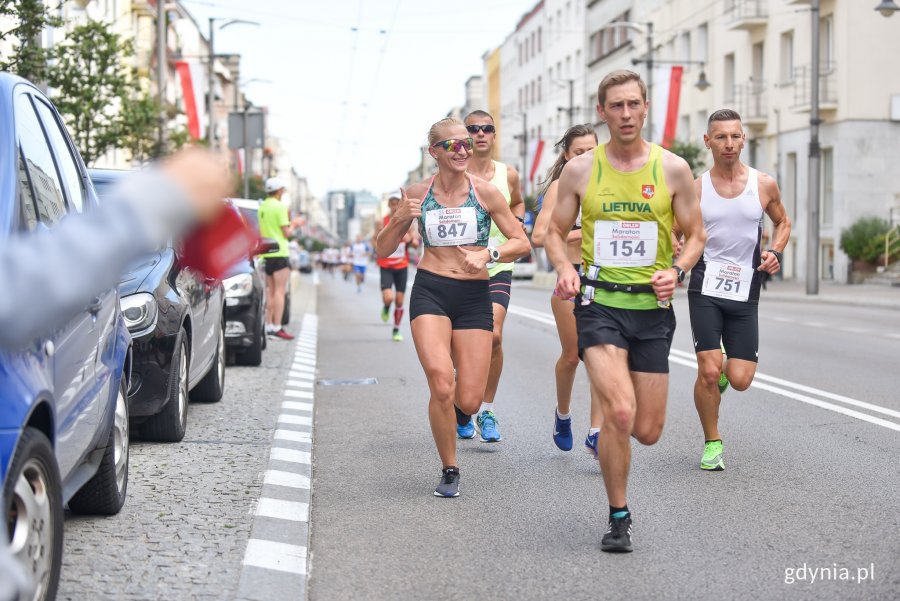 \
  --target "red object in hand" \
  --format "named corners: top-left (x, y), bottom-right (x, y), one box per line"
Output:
top-left (179, 206), bottom-right (259, 280)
